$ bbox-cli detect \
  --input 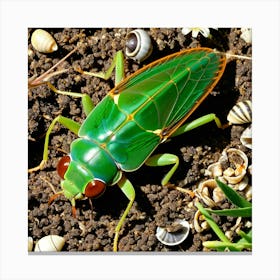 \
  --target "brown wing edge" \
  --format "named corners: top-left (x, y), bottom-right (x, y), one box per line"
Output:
top-left (161, 50), bottom-right (227, 140)
top-left (109, 47), bottom-right (222, 96)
